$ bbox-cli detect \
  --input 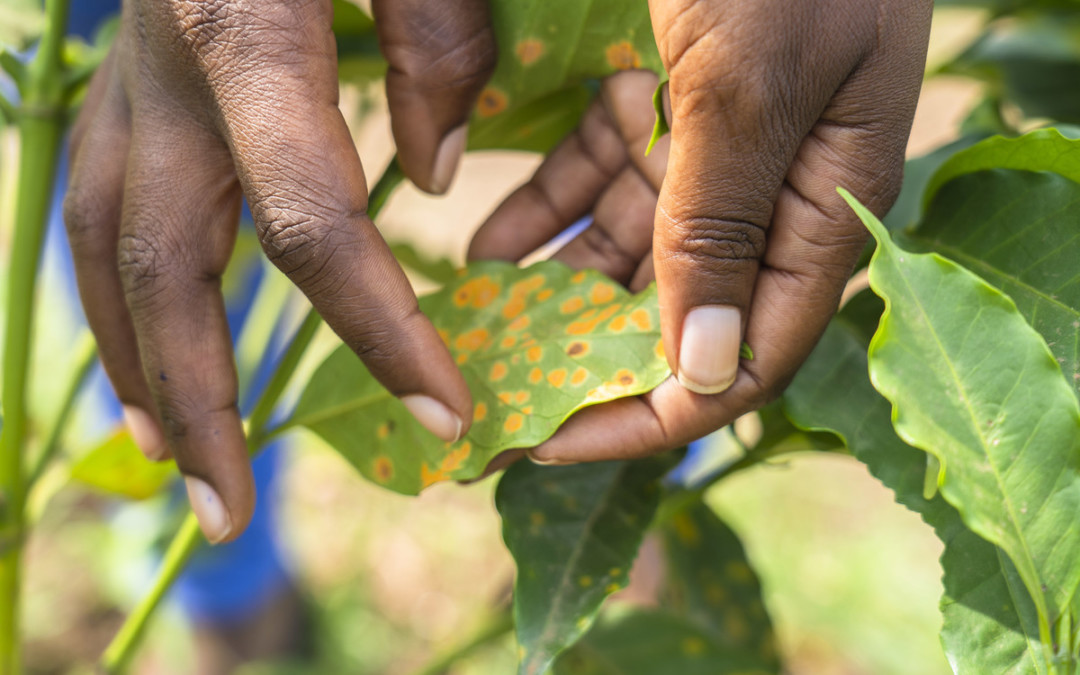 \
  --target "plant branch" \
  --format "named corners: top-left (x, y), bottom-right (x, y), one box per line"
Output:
top-left (98, 155), bottom-right (406, 673)
top-left (0, 0), bottom-right (71, 670)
